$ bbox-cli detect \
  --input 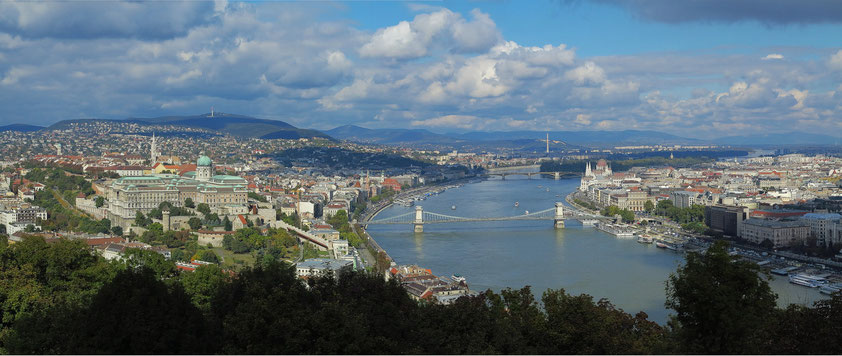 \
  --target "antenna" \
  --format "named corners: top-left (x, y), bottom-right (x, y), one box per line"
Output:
top-left (546, 133), bottom-right (549, 154)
